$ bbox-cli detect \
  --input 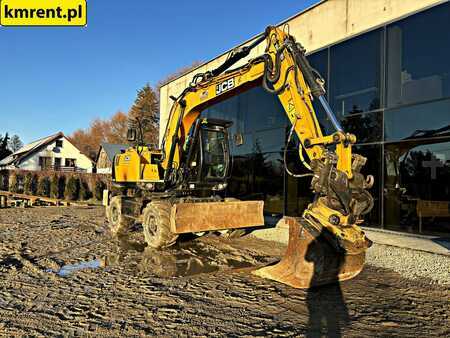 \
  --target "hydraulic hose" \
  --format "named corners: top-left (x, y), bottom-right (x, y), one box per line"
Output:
top-left (318, 95), bottom-right (344, 132)
top-left (283, 118), bottom-right (314, 178)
